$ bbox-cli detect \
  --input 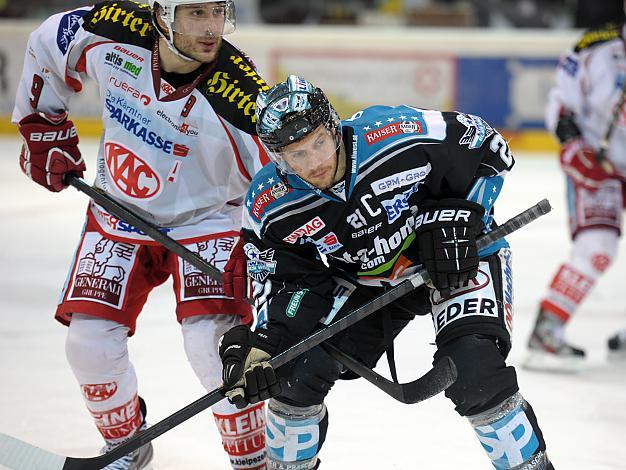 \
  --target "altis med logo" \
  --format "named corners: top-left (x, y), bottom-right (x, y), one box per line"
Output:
top-left (105, 51), bottom-right (143, 79)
